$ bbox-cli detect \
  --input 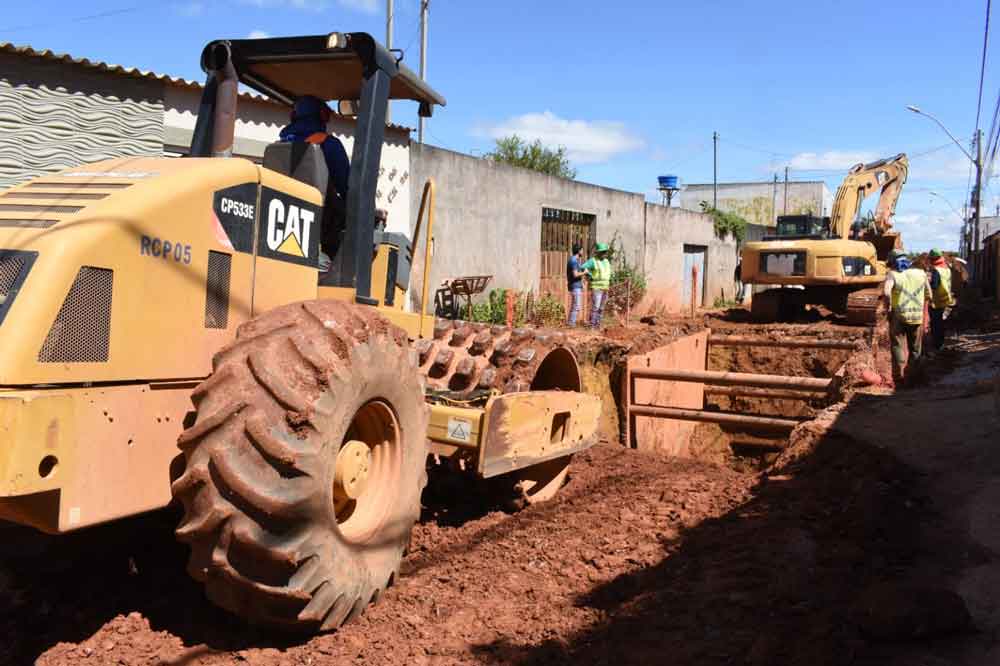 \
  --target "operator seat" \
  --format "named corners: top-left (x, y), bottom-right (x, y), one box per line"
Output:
top-left (262, 141), bottom-right (329, 199)
top-left (262, 141), bottom-right (346, 274)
